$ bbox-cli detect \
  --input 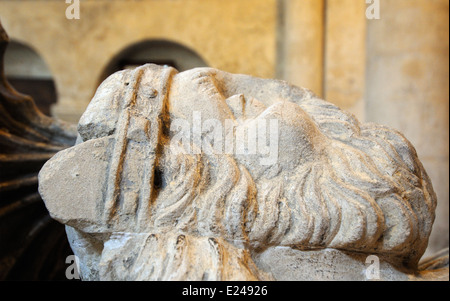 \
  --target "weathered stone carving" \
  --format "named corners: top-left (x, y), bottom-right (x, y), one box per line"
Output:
top-left (0, 21), bottom-right (77, 279)
top-left (39, 63), bottom-right (448, 280)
